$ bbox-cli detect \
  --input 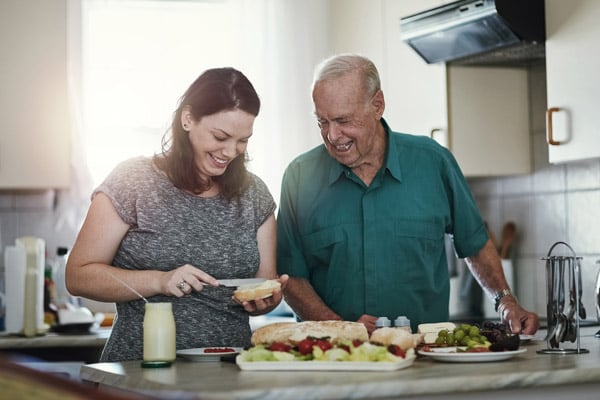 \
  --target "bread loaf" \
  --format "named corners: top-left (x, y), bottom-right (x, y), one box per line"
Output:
top-left (233, 279), bottom-right (281, 302)
top-left (250, 320), bottom-right (369, 345)
top-left (369, 327), bottom-right (420, 350)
